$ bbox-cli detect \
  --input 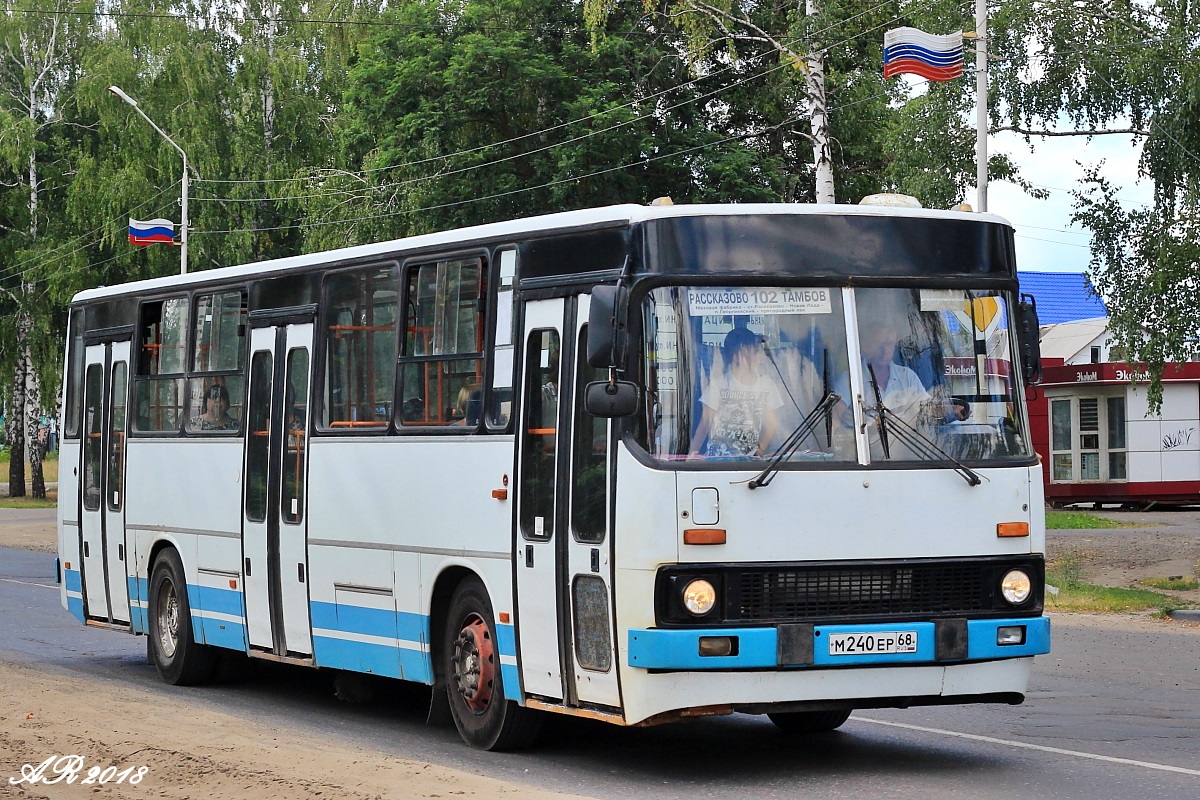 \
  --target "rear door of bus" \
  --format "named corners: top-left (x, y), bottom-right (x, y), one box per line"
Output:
top-left (79, 337), bottom-right (131, 625)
